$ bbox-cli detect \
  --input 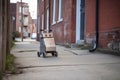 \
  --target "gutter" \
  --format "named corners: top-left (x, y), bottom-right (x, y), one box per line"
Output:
top-left (89, 0), bottom-right (99, 52)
